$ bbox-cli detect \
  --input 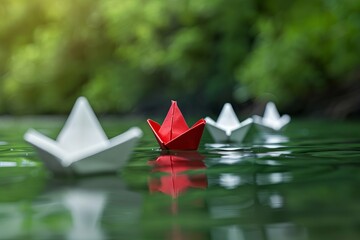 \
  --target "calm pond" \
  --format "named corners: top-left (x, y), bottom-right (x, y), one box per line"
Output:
top-left (1, 117), bottom-right (360, 240)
